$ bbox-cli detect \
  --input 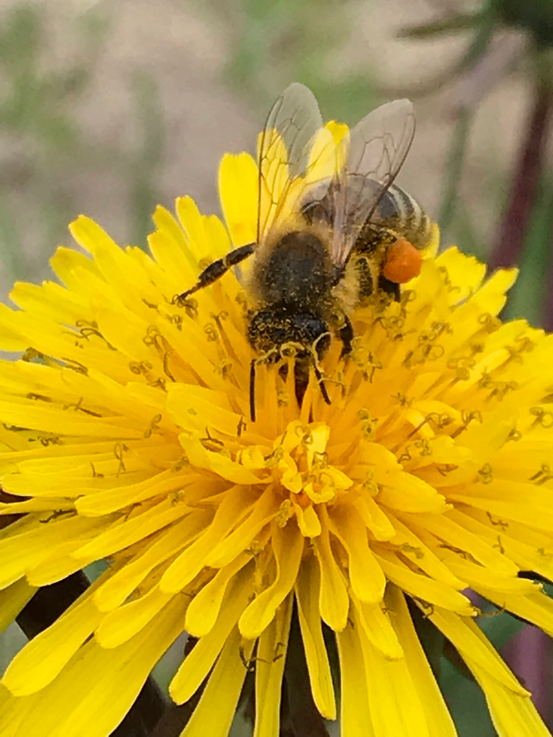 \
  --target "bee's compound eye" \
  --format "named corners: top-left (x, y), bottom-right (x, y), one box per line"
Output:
top-left (382, 238), bottom-right (423, 284)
